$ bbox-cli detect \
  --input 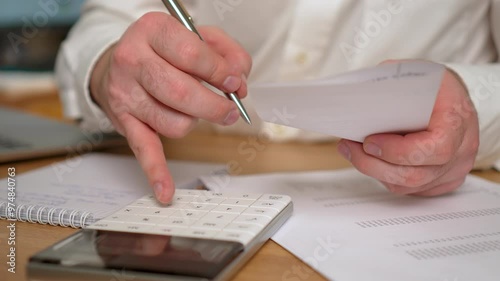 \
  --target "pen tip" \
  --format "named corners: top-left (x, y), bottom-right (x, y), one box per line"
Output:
top-left (242, 114), bottom-right (252, 125)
